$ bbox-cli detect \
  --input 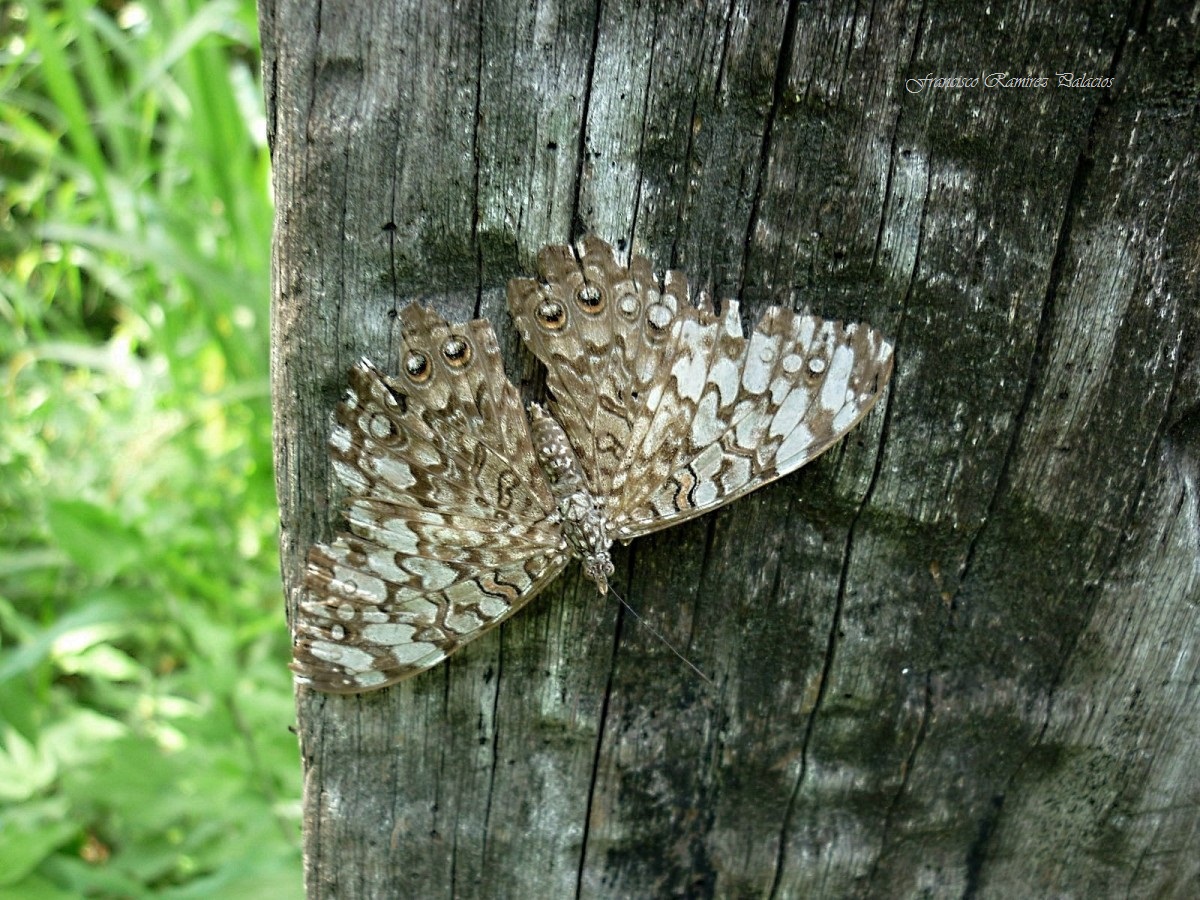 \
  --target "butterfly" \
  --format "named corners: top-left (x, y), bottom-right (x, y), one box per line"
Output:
top-left (292, 236), bottom-right (894, 692)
